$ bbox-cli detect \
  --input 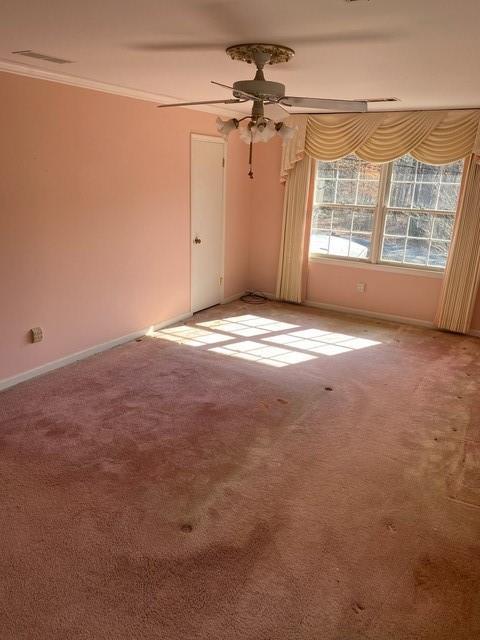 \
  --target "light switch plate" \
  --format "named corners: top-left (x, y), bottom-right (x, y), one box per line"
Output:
top-left (30, 327), bottom-right (43, 343)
